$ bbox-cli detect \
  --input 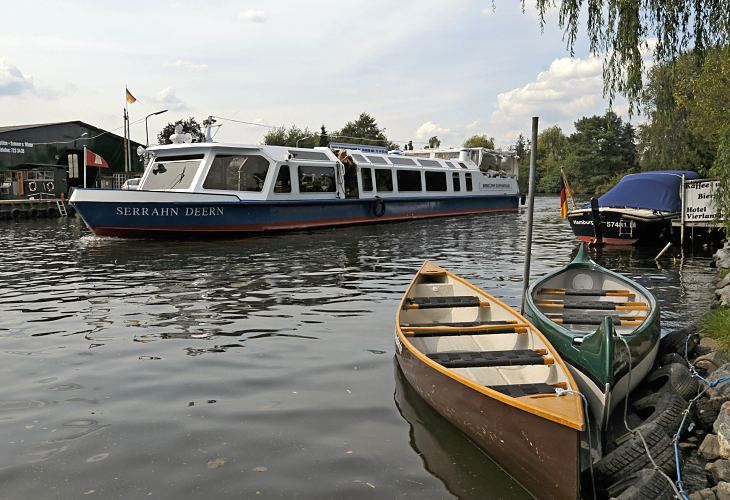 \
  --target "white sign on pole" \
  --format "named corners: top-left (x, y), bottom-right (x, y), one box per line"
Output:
top-left (684, 179), bottom-right (722, 223)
